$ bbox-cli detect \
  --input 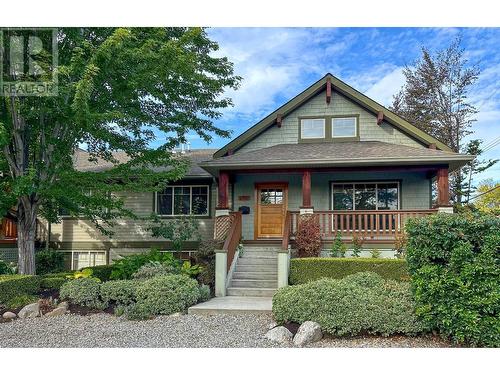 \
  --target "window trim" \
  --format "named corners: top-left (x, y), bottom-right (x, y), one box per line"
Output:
top-left (300, 117), bottom-right (326, 139)
top-left (154, 184), bottom-right (210, 217)
top-left (332, 116), bottom-right (358, 139)
top-left (330, 181), bottom-right (401, 211)
top-left (58, 250), bottom-right (108, 271)
top-left (298, 114), bottom-right (360, 143)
